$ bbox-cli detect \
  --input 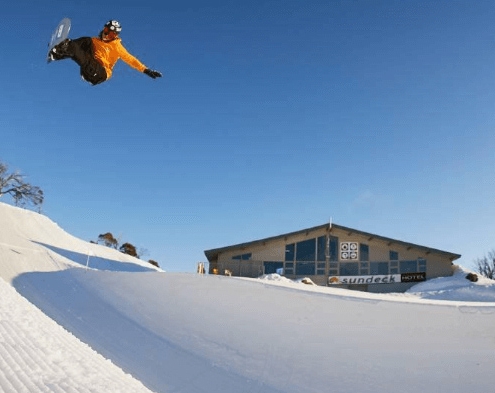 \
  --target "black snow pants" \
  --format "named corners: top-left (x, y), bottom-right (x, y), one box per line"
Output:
top-left (56, 37), bottom-right (108, 85)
